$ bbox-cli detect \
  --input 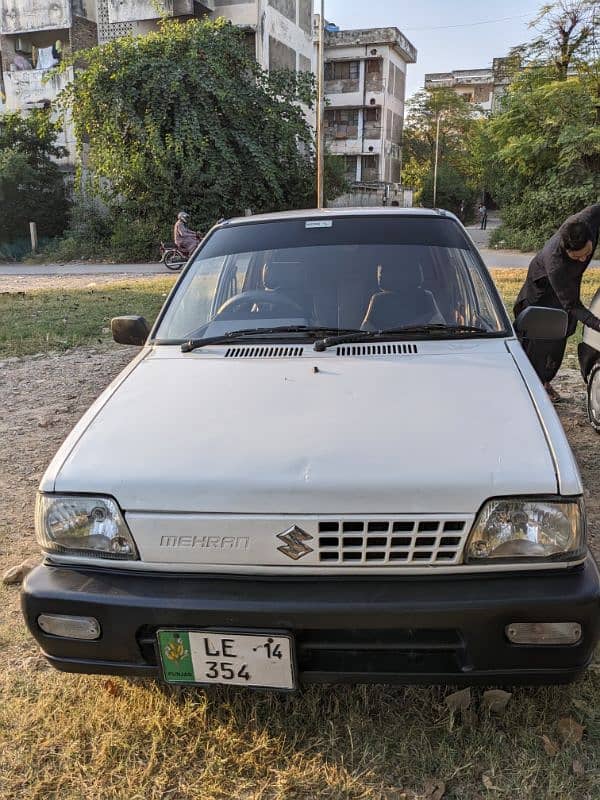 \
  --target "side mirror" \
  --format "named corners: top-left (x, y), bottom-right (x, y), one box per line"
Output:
top-left (514, 306), bottom-right (568, 341)
top-left (111, 316), bottom-right (151, 346)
